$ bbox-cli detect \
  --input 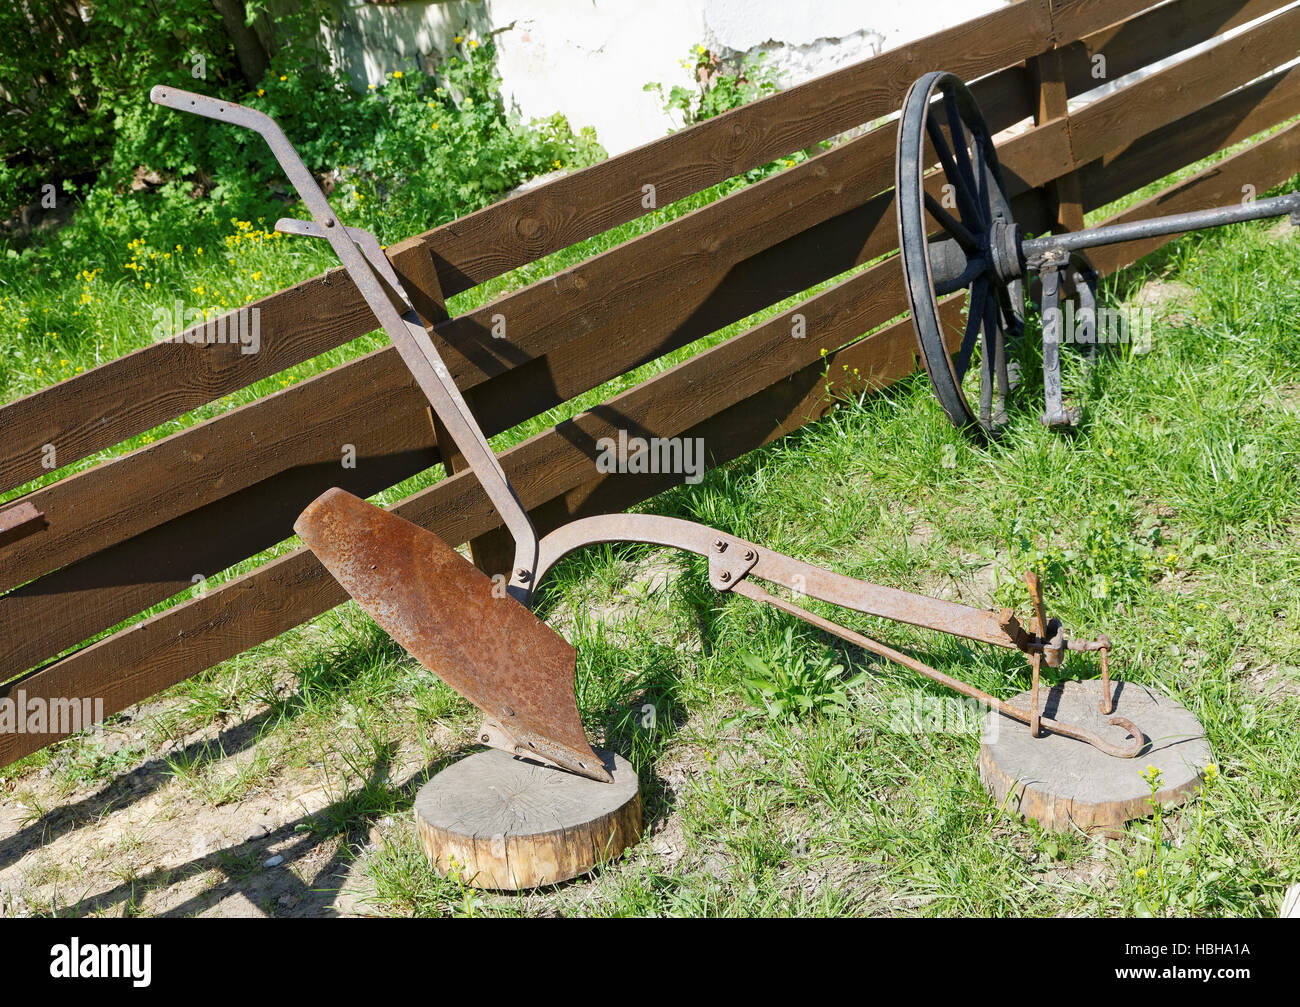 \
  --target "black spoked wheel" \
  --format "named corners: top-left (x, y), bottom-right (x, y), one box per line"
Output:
top-left (896, 71), bottom-right (1025, 438)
